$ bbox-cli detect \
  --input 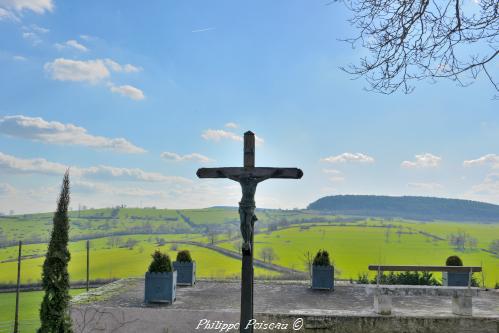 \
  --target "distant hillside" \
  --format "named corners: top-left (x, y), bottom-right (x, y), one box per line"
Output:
top-left (307, 195), bottom-right (499, 222)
